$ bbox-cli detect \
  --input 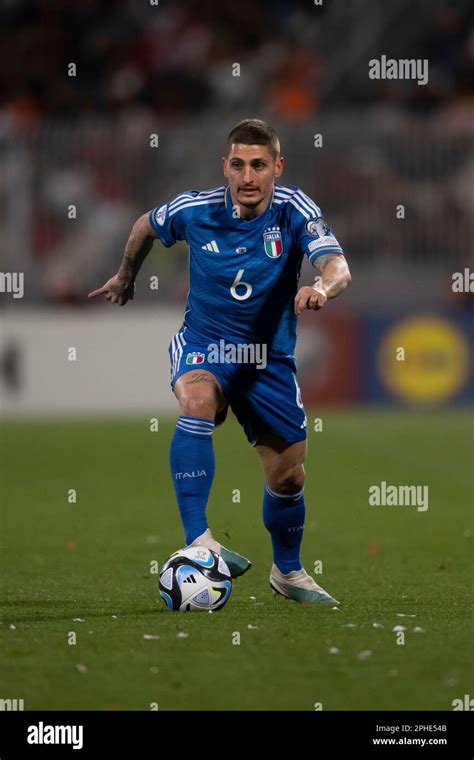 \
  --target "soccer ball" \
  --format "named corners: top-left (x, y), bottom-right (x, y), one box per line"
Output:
top-left (159, 546), bottom-right (232, 612)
